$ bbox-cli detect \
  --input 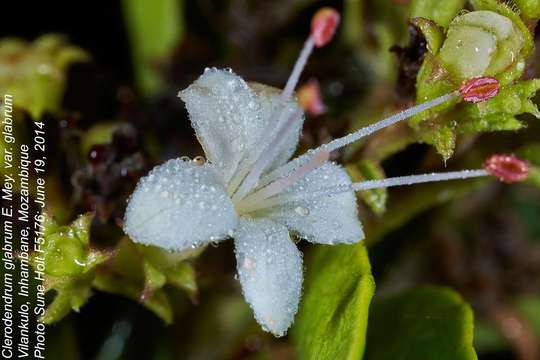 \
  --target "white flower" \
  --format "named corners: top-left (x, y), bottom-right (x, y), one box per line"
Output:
top-left (123, 7), bottom-right (502, 337)
top-left (124, 68), bottom-right (363, 336)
